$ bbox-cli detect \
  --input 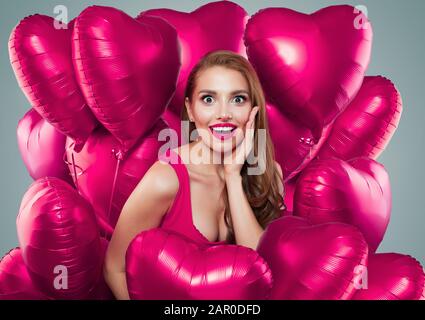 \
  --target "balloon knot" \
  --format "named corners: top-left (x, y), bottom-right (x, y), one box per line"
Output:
top-left (299, 137), bottom-right (315, 146)
top-left (111, 148), bottom-right (124, 161)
